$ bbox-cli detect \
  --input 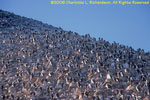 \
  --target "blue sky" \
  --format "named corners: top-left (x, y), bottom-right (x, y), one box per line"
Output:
top-left (0, 0), bottom-right (150, 52)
